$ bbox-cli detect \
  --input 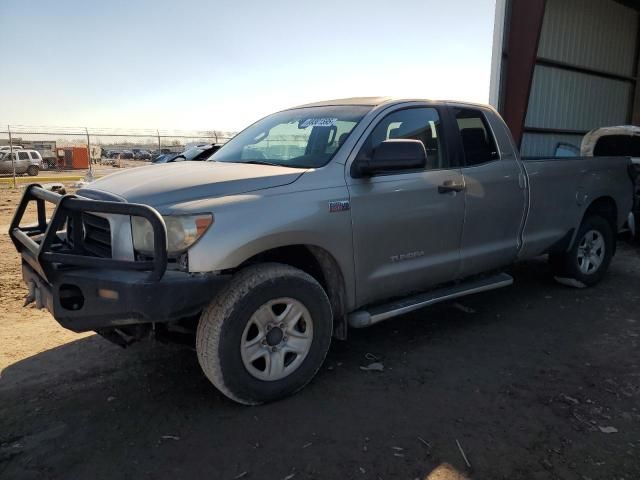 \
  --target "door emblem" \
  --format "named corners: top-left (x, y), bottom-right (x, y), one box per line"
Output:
top-left (329, 200), bottom-right (350, 213)
top-left (391, 251), bottom-right (425, 263)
